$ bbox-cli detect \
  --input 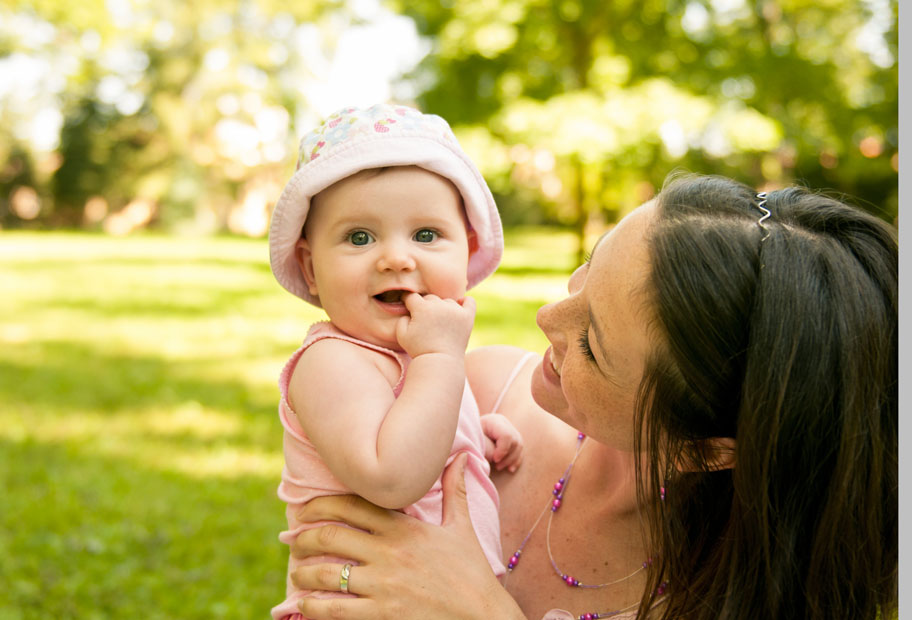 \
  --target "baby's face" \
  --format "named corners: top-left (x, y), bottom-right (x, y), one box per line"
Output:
top-left (296, 166), bottom-right (473, 350)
